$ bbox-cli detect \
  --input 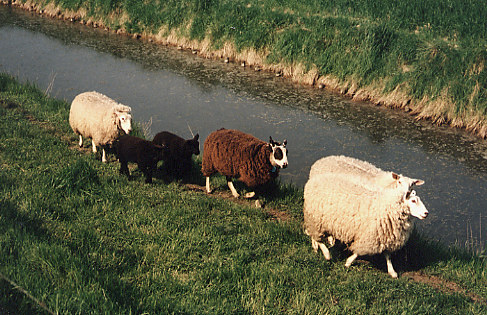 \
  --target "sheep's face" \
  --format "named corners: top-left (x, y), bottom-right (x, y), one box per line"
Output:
top-left (269, 137), bottom-right (288, 169)
top-left (185, 134), bottom-right (200, 156)
top-left (403, 190), bottom-right (429, 220)
top-left (118, 113), bottom-right (132, 135)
